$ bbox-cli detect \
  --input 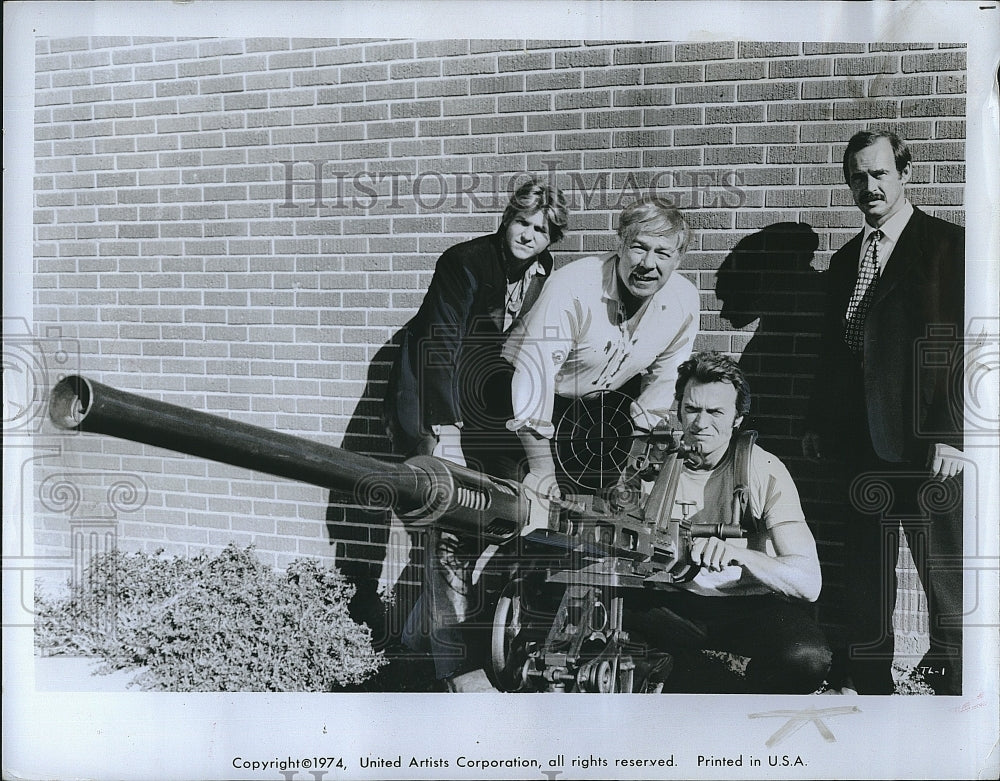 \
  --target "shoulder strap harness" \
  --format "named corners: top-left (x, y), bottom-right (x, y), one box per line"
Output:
top-left (731, 429), bottom-right (760, 535)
